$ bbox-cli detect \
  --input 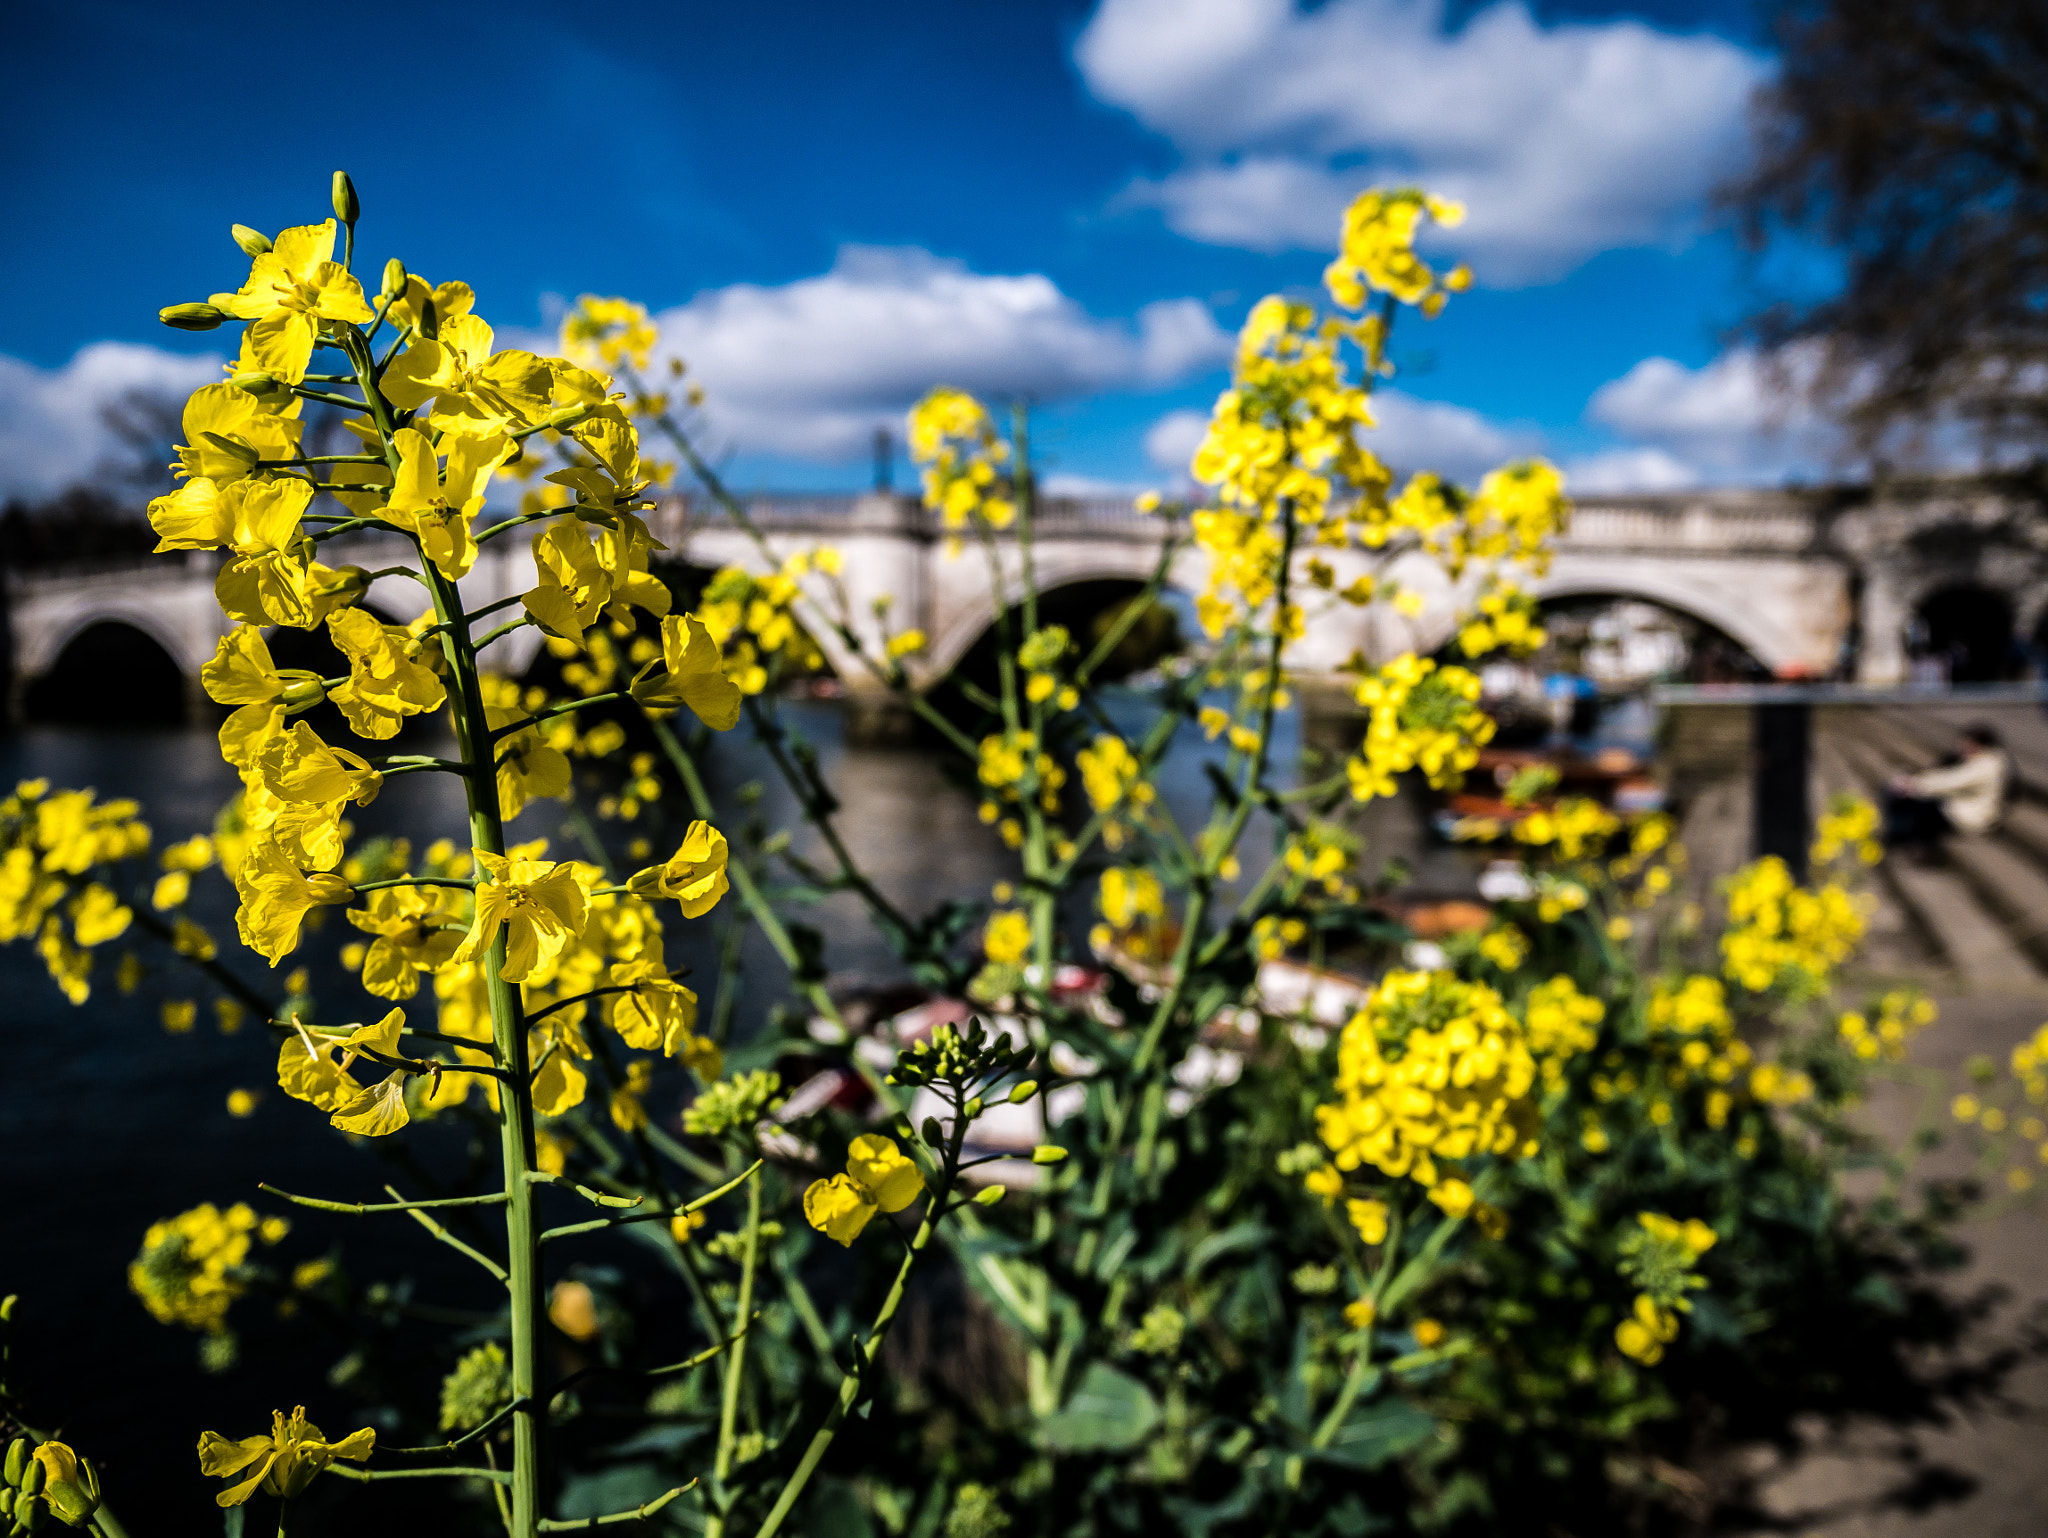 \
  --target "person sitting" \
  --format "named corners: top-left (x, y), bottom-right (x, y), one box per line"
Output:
top-left (1884, 723), bottom-right (2009, 857)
